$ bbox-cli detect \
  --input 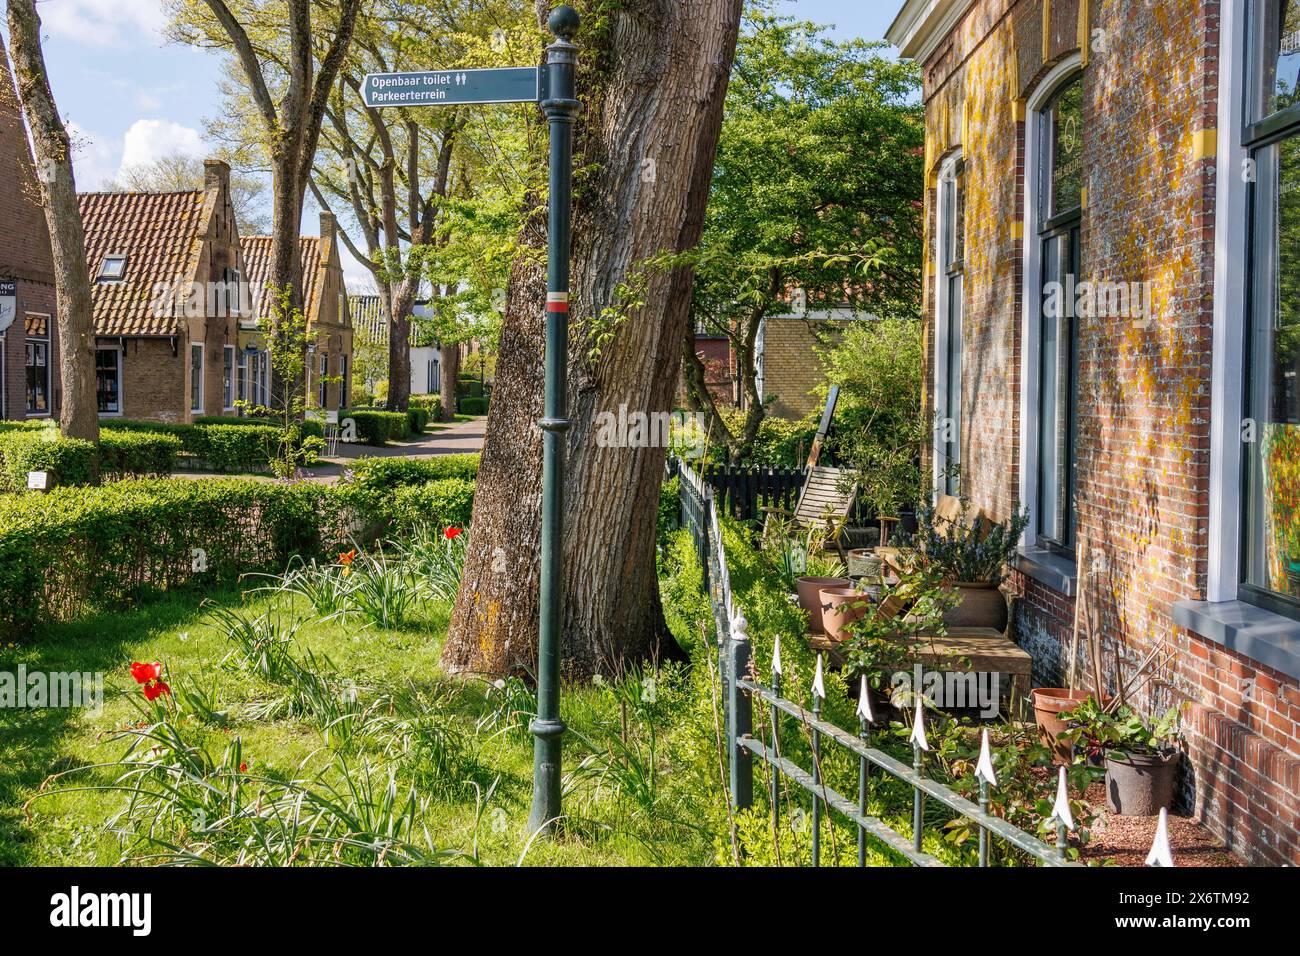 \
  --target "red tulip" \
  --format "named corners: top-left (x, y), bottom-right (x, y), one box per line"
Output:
top-left (239, 762), bottom-right (248, 773)
top-left (445, 527), bottom-right (463, 540)
top-left (143, 680), bottom-right (171, 702)
top-left (130, 661), bottom-right (162, 684)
